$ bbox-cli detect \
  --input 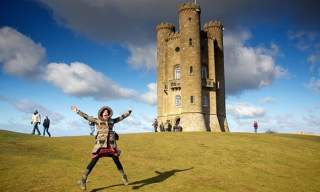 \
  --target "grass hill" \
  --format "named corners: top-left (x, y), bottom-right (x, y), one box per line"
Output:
top-left (0, 130), bottom-right (319, 192)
